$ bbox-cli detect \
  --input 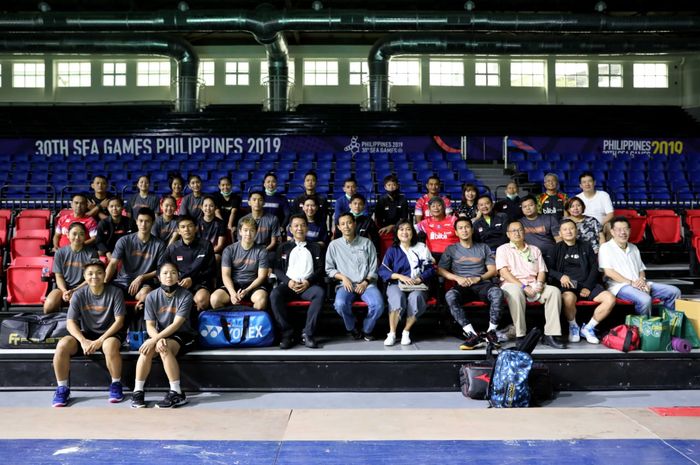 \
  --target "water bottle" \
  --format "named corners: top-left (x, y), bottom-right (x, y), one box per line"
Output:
top-left (41, 267), bottom-right (50, 279)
